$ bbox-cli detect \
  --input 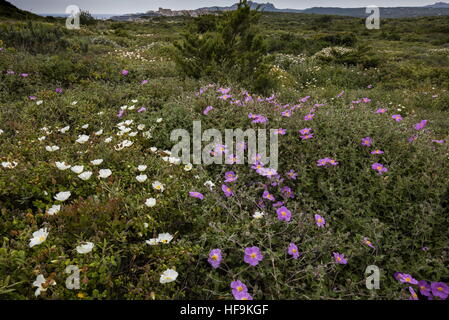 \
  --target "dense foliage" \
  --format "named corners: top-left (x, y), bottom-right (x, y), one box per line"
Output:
top-left (174, 0), bottom-right (274, 93)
